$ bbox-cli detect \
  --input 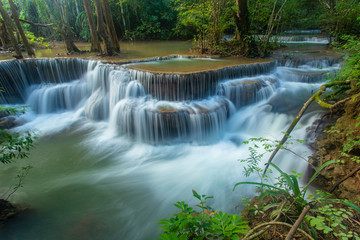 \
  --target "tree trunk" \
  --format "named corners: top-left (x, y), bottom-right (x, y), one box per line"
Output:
top-left (8, 0), bottom-right (36, 57)
top-left (93, 0), bottom-right (114, 56)
top-left (55, 0), bottom-right (80, 53)
top-left (62, 25), bottom-right (81, 53)
top-left (234, 0), bottom-right (250, 40)
top-left (0, 1), bottom-right (23, 59)
top-left (0, 20), bottom-right (10, 47)
top-left (82, 0), bottom-right (101, 52)
top-left (101, 0), bottom-right (120, 53)
top-left (119, 1), bottom-right (127, 32)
